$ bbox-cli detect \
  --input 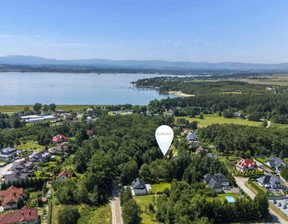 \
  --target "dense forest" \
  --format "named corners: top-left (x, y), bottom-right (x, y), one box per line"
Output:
top-left (199, 124), bottom-right (288, 157)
